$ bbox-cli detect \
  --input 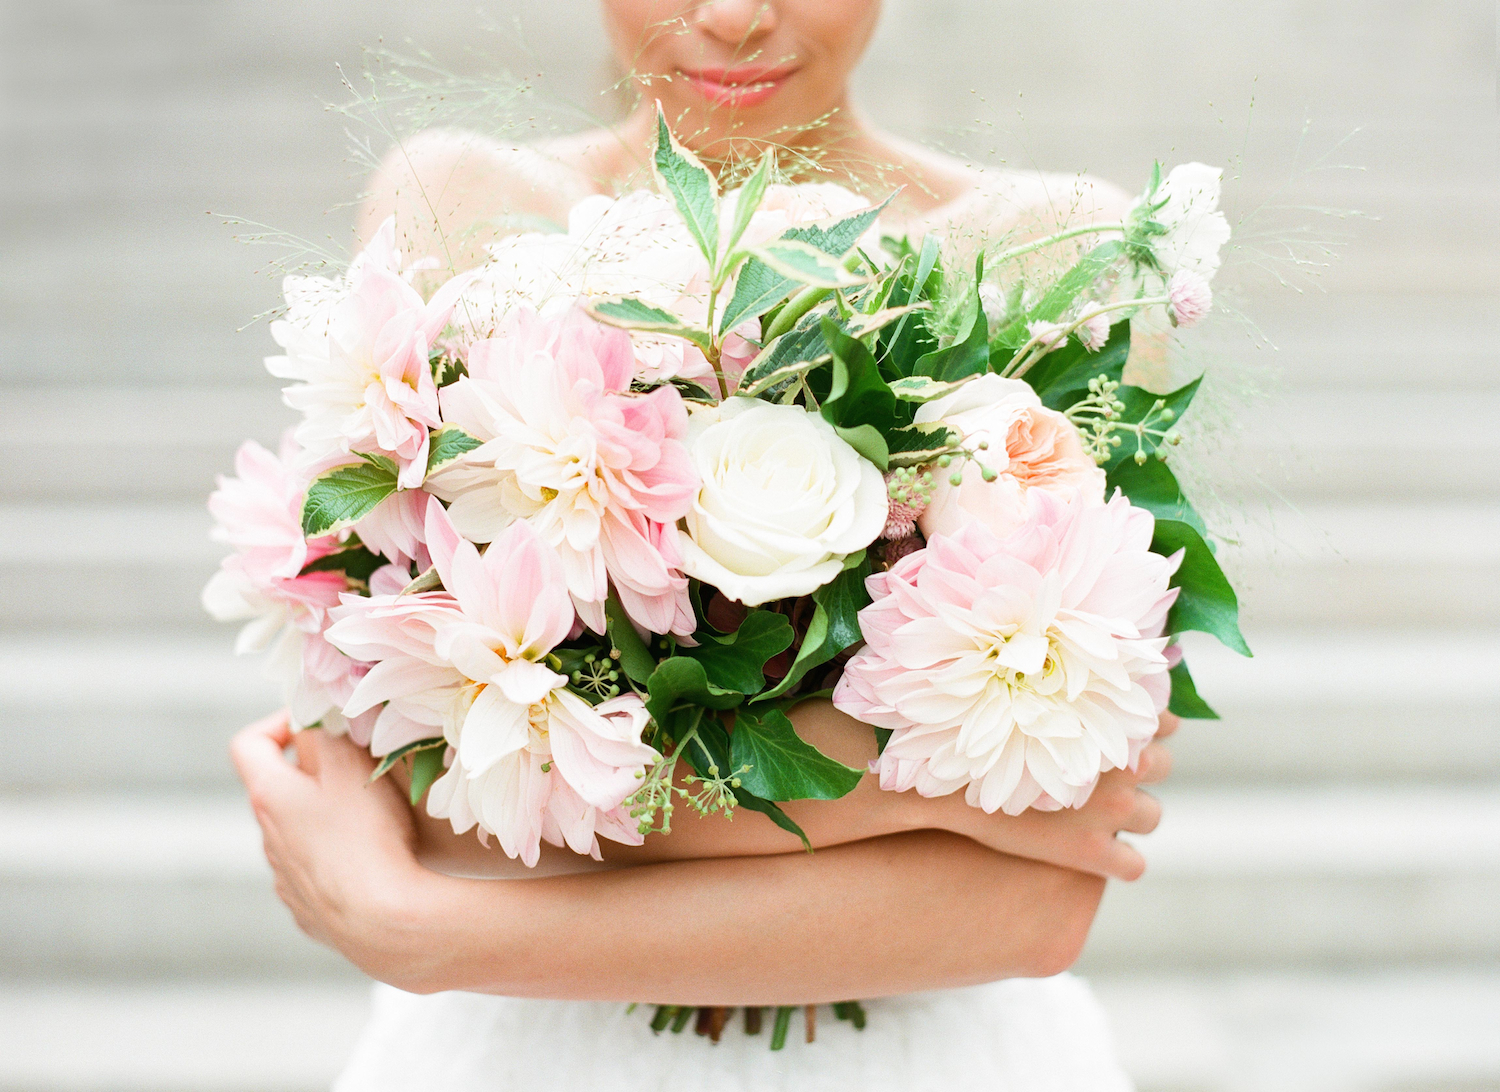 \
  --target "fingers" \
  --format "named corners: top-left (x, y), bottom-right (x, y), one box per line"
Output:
top-left (1155, 711), bottom-right (1181, 739)
top-left (1099, 837), bottom-right (1146, 882)
top-left (230, 711), bottom-right (301, 800)
top-left (295, 729), bottom-right (378, 786)
top-left (1120, 789), bottom-right (1161, 836)
top-left (1134, 741), bottom-right (1174, 784)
